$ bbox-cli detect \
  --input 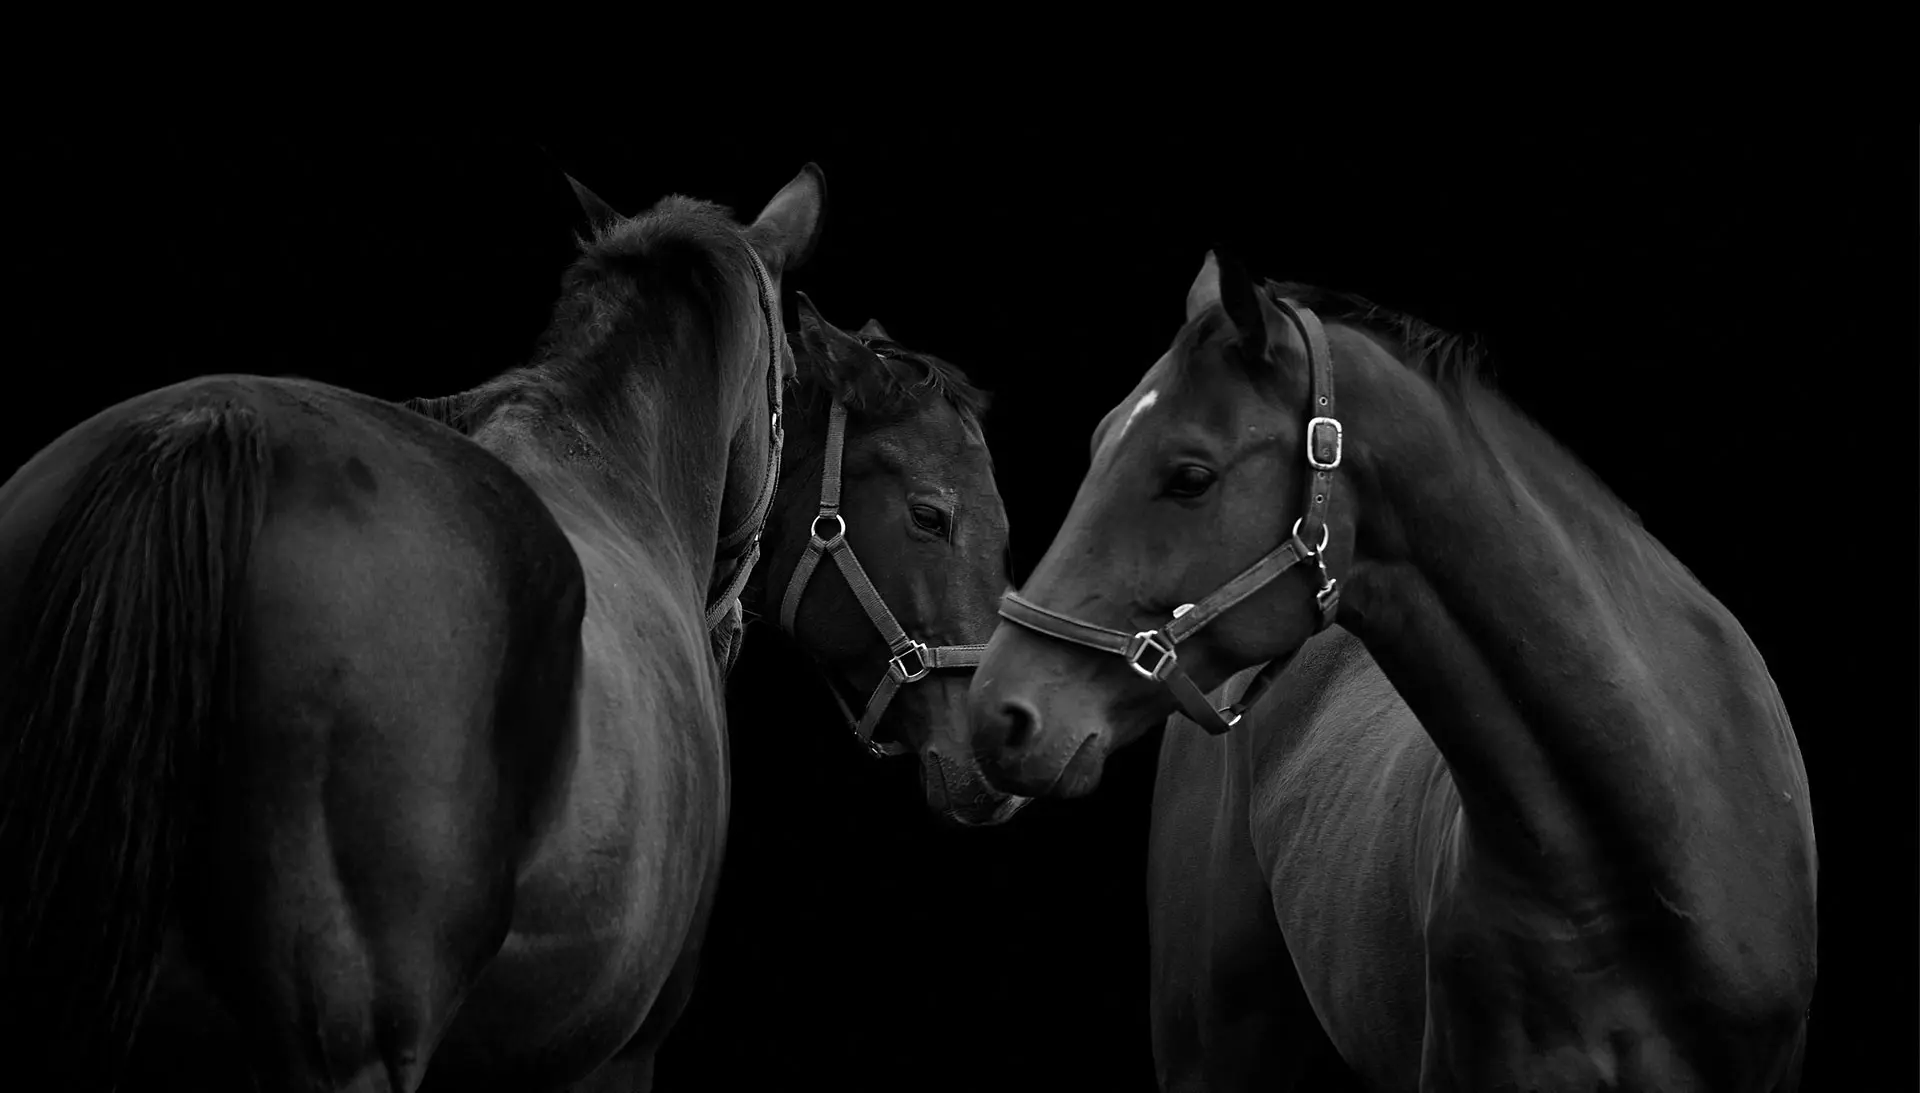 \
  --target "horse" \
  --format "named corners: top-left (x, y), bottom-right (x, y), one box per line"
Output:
top-left (0, 163), bottom-right (823, 1092)
top-left (965, 250), bottom-right (1817, 1091)
top-left (750, 291), bottom-right (1026, 827)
